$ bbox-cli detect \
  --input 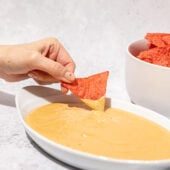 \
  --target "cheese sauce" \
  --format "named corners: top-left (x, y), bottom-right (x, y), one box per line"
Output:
top-left (25, 103), bottom-right (170, 160)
